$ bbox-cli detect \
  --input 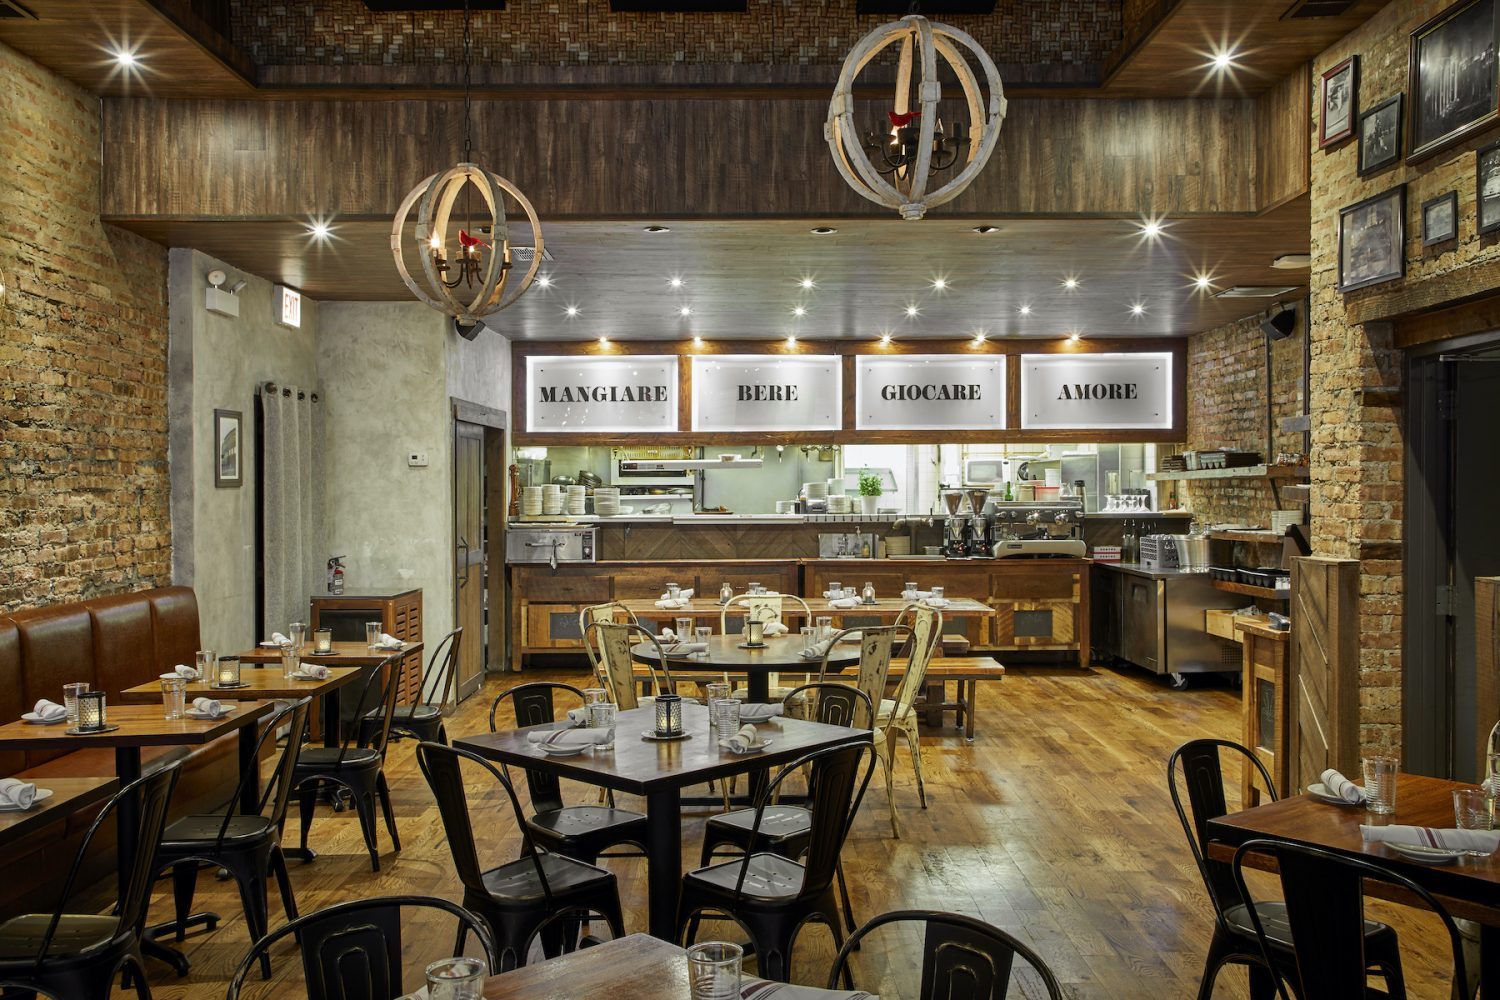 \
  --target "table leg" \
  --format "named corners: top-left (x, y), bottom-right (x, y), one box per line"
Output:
top-left (924, 680), bottom-right (944, 728)
top-left (323, 687), bottom-right (342, 749)
top-left (1481, 924), bottom-right (1498, 995)
top-left (114, 748), bottom-right (192, 975)
top-left (965, 680), bottom-right (977, 743)
top-left (645, 787), bottom-right (683, 941)
top-left (238, 722), bottom-right (260, 814)
top-left (747, 673), bottom-right (770, 704)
